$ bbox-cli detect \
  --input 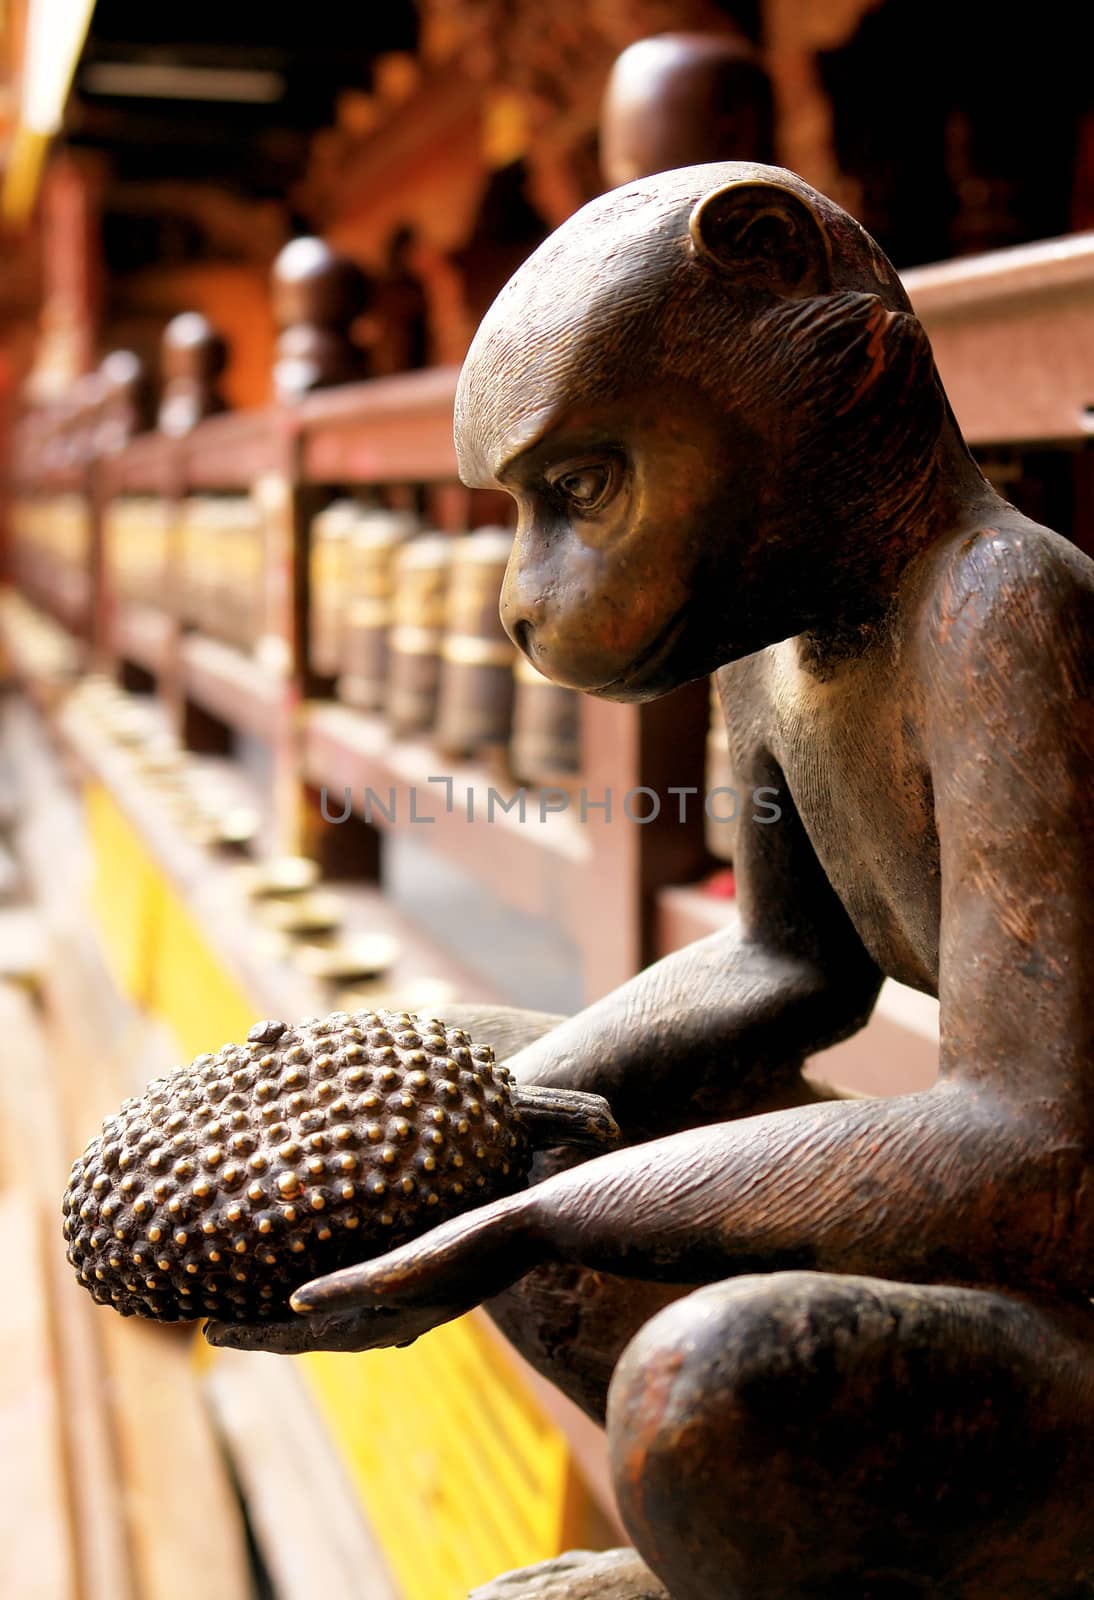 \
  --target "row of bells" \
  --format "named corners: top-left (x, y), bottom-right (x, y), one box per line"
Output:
top-left (9, 494), bottom-right (92, 616)
top-left (104, 495), bottom-right (265, 656)
top-left (308, 503), bottom-right (581, 785)
top-left (99, 493), bottom-right (582, 787)
top-left (19, 490), bottom-right (733, 853)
